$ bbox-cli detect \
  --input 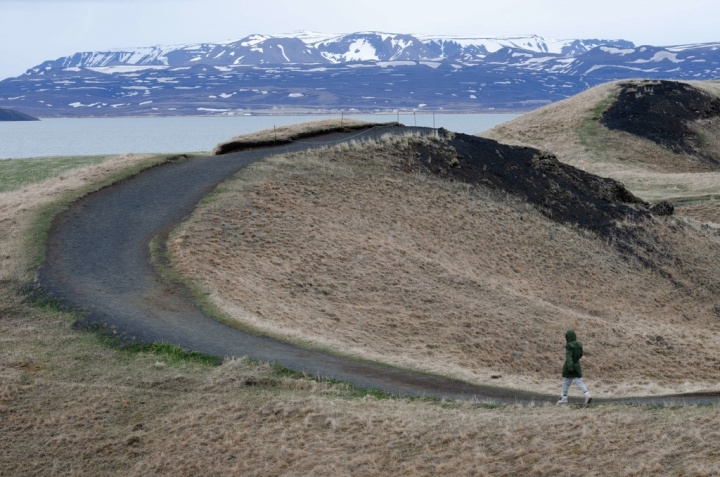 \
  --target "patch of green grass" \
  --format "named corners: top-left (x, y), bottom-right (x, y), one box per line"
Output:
top-left (0, 155), bottom-right (112, 193)
top-left (579, 90), bottom-right (617, 145)
top-left (21, 283), bottom-right (79, 315)
top-left (81, 322), bottom-right (222, 366)
top-left (118, 340), bottom-right (222, 366)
